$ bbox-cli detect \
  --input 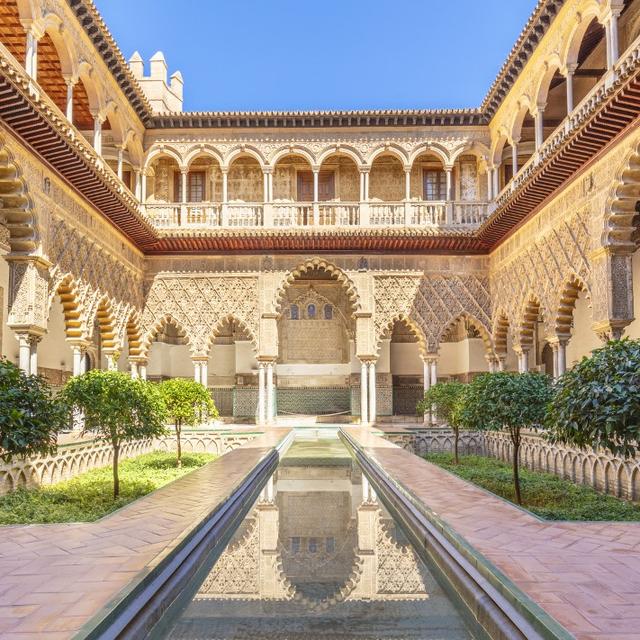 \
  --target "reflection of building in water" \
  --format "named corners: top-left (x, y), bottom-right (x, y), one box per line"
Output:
top-left (196, 459), bottom-right (430, 607)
